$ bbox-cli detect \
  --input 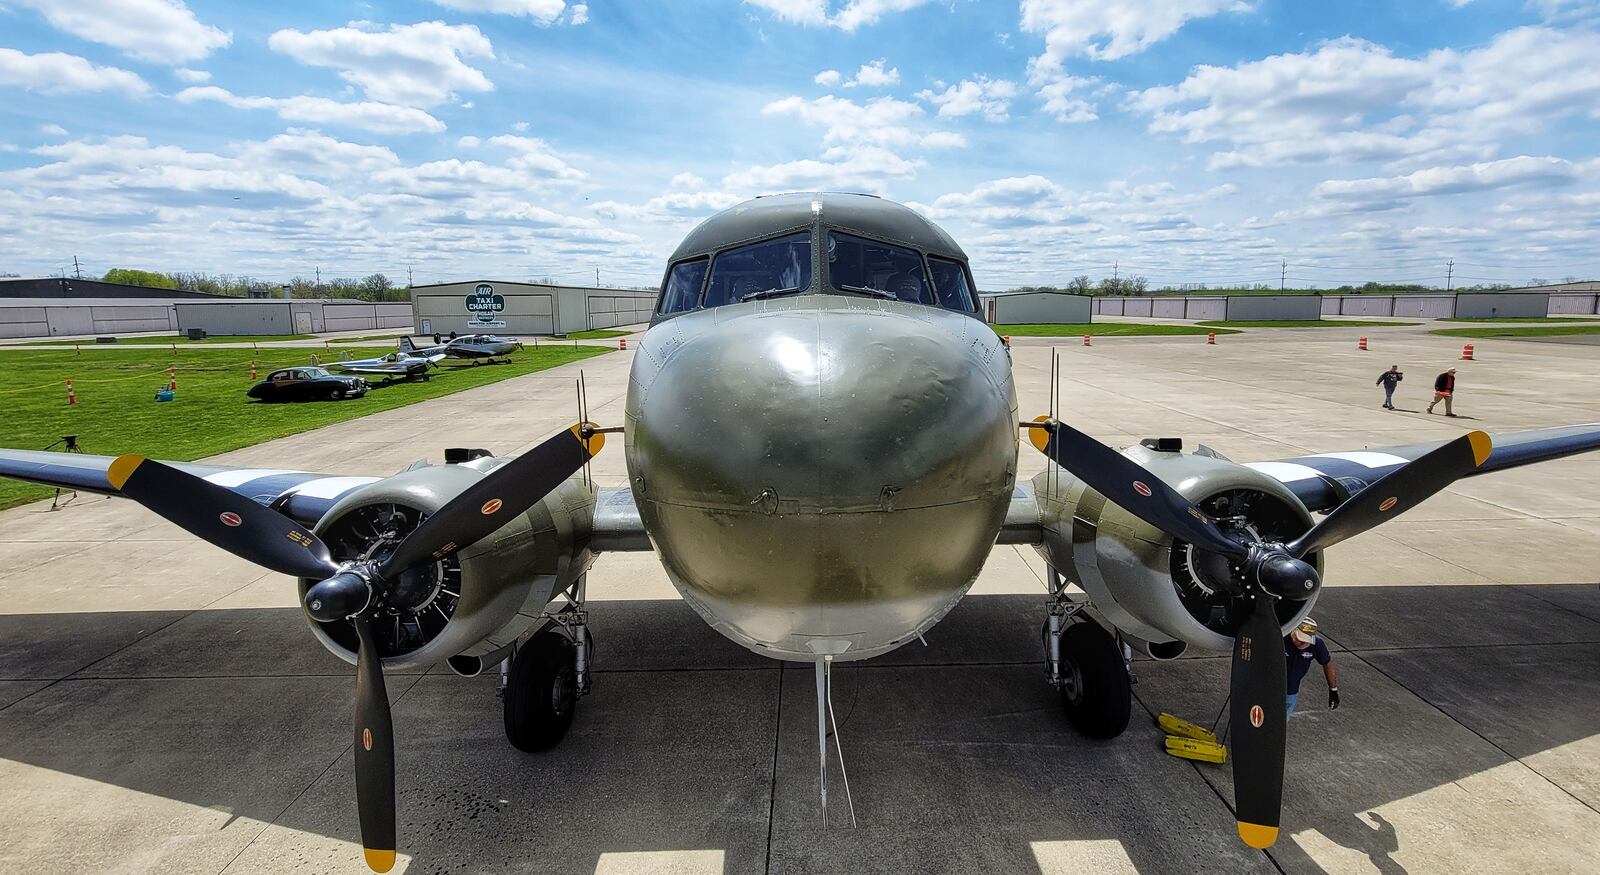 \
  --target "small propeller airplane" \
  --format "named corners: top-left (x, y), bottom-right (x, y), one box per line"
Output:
top-left (401, 333), bottom-right (521, 364)
top-left (330, 349), bottom-right (446, 383)
top-left (3, 192), bottom-right (1598, 871)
